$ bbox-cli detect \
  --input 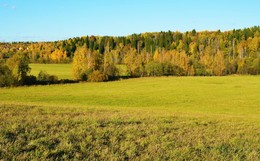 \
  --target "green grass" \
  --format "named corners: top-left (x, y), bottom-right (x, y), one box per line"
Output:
top-left (1, 76), bottom-right (260, 160)
top-left (29, 64), bottom-right (129, 80)
top-left (30, 64), bottom-right (73, 79)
